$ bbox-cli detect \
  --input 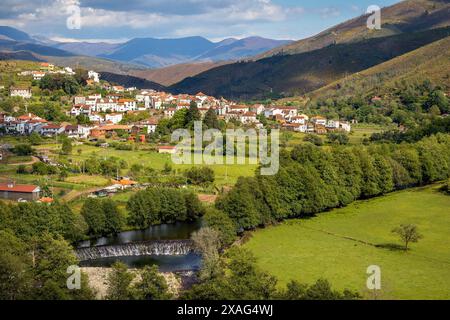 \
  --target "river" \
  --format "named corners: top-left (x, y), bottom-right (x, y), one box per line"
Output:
top-left (77, 219), bottom-right (202, 272)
